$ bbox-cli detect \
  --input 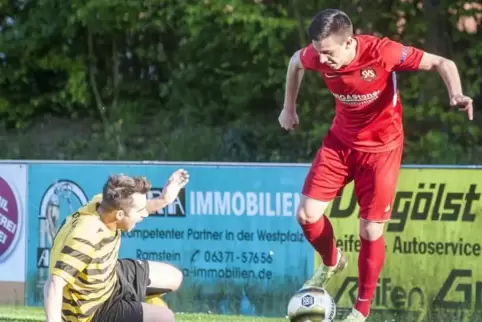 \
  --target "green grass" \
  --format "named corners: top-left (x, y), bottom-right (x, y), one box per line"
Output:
top-left (2, 305), bottom-right (449, 322)
top-left (0, 306), bottom-right (287, 322)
